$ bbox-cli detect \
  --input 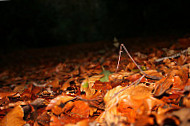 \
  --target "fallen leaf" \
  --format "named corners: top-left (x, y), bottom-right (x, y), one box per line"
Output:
top-left (61, 78), bottom-right (74, 91)
top-left (81, 75), bottom-right (103, 98)
top-left (103, 84), bottom-right (164, 124)
top-left (46, 95), bottom-right (75, 110)
top-left (70, 101), bottom-right (90, 118)
top-left (34, 112), bottom-right (50, 126)
top-left (47, 78), bottom-right (60, 88)
top-left (0, 92), bottom-right (17, 100)
top-left (171, 108), bottom-right (190, 126)
top-left (153, 76), bottom-right (173, 97)
top-left (0, 105), bottom-right (26, 126)
top-left (99, 66), bottom-right (111, 82)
